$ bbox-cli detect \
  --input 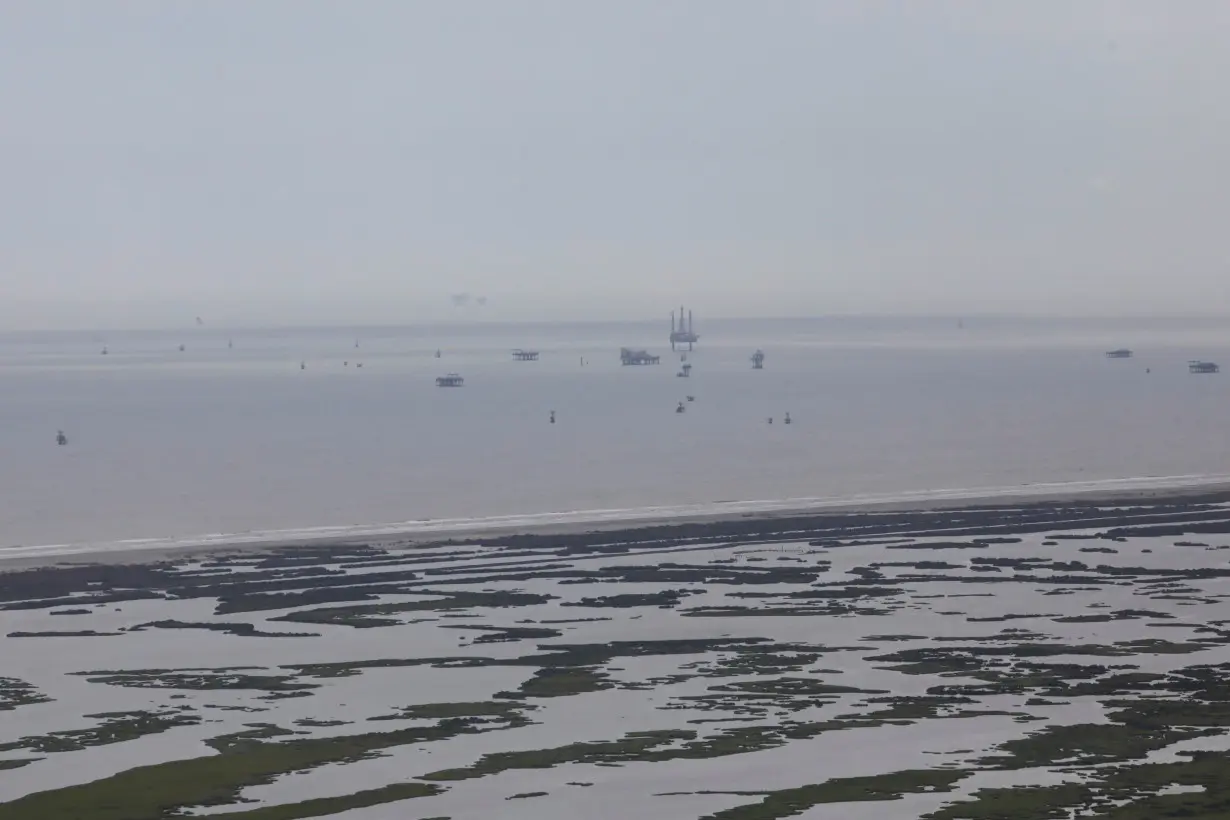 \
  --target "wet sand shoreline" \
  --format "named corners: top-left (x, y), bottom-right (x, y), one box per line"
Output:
top-left (5, 482), bottom-right (1230, 572)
